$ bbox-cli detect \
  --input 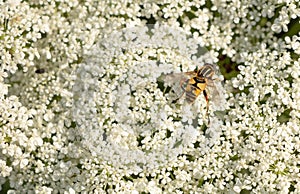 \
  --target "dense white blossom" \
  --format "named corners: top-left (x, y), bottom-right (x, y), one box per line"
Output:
top-left (0, 0), bottom-right (299, 193)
